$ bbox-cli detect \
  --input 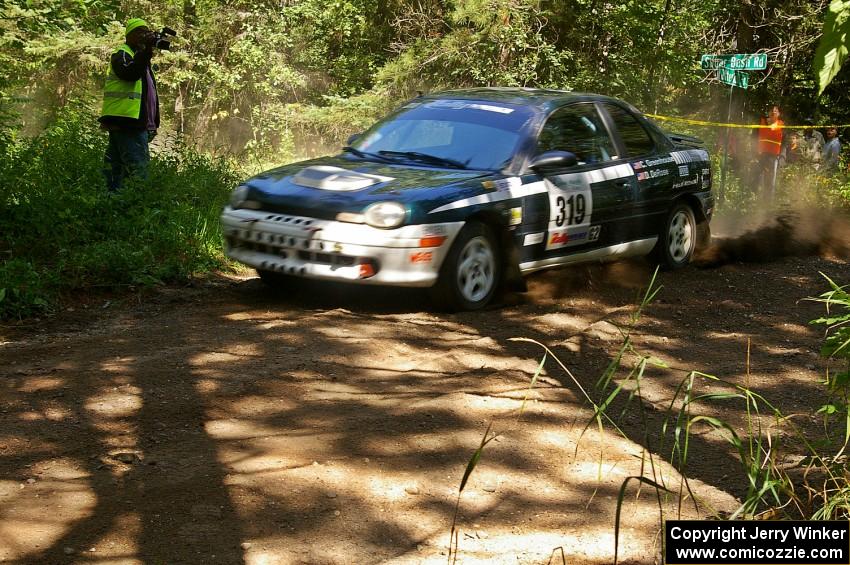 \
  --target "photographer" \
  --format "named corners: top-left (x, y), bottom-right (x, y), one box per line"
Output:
top-left (99, 18), bottom-right (161, 192)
